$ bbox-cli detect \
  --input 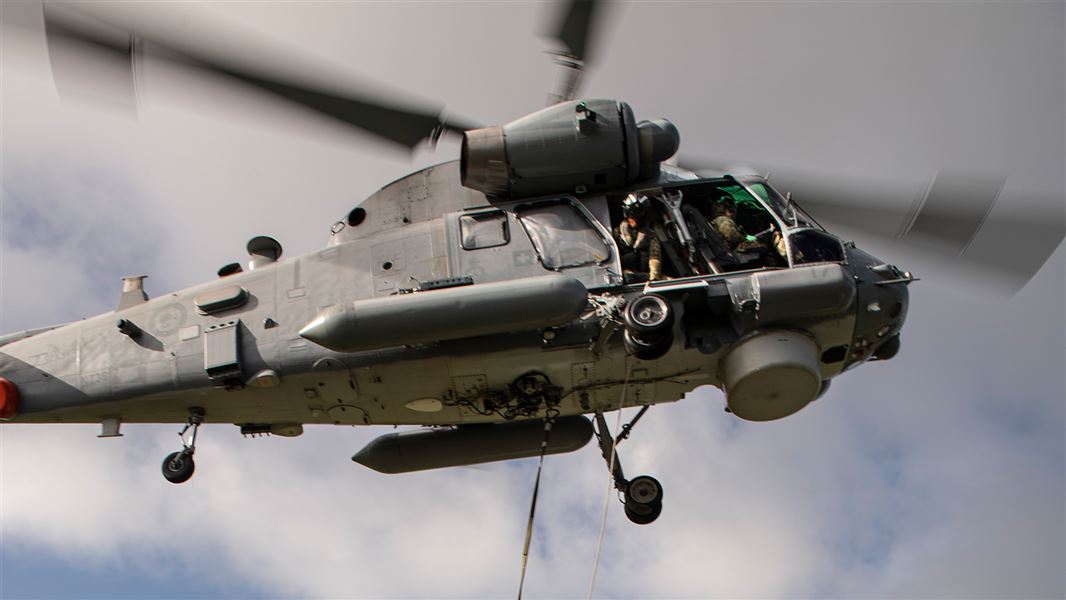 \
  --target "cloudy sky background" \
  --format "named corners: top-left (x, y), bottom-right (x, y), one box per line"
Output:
top-left (1, 2), bottom-right (1063, 598)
